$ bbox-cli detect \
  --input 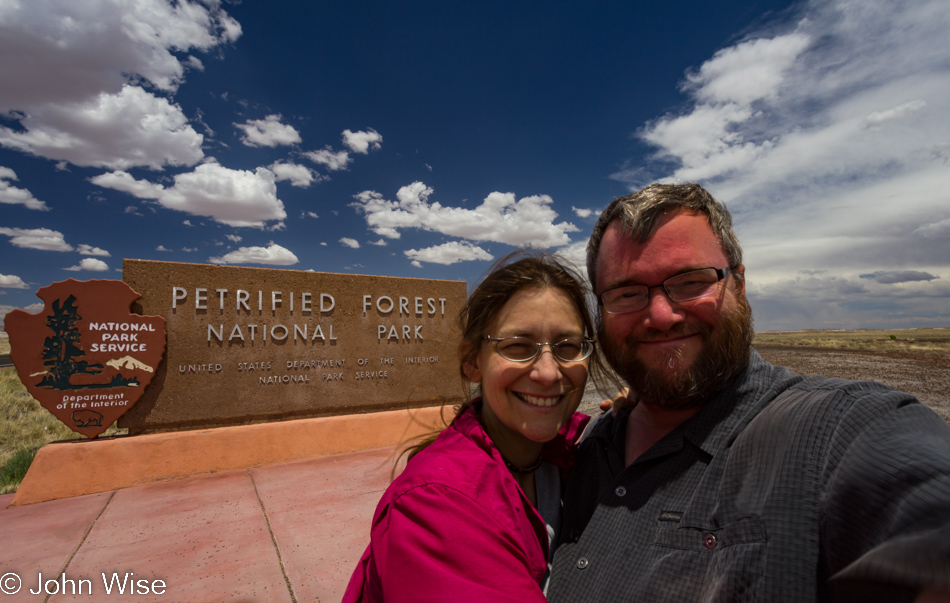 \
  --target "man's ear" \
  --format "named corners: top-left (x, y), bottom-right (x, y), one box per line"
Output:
top-left (733, 264), bottom-right (746, 294)
top-left (460, 342), bottom-right (482, 383)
